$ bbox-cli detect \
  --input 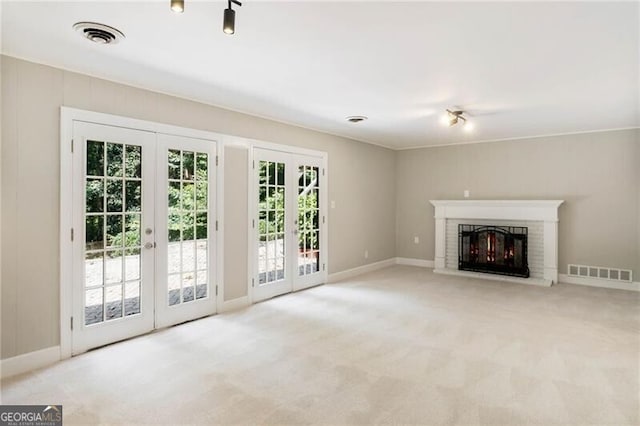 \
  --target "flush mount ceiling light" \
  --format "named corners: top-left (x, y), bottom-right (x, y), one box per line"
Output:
top-left (73, 22), bottom-right (125, 44)
top-left (223, 0), bottom-right (243, 35)
top-left (346, 116), bottom-right (368, 123)
top-left (442, 109), bottom-right (473, 132)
